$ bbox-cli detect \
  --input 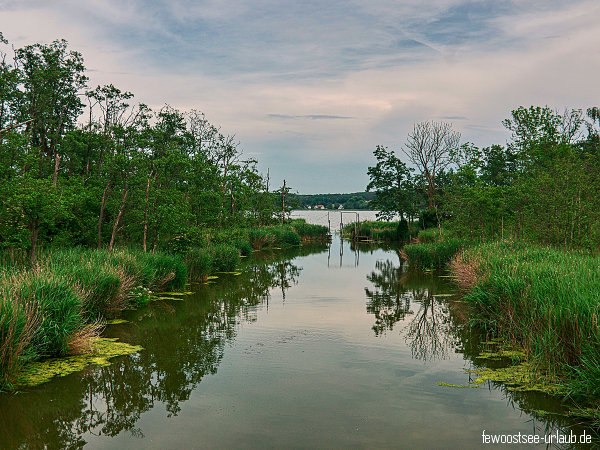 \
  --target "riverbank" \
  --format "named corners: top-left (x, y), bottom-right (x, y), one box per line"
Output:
top-left (402, 236), bottom-right (600, 417)
top-left (0, 221), bottom-right (329, 390)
